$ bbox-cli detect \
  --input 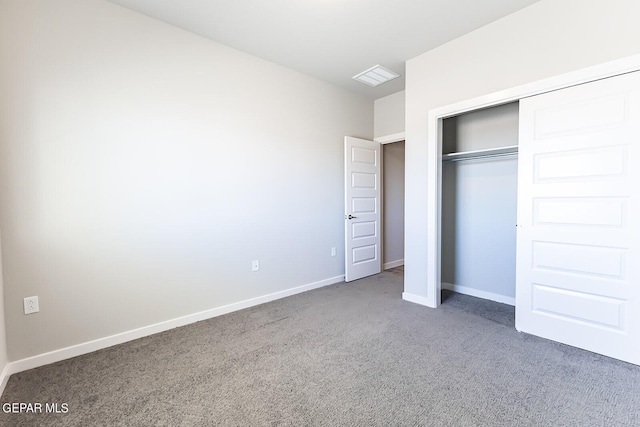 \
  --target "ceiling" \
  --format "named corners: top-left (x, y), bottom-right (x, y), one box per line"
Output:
top-left (106, 0), bottom-right (542, 99)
